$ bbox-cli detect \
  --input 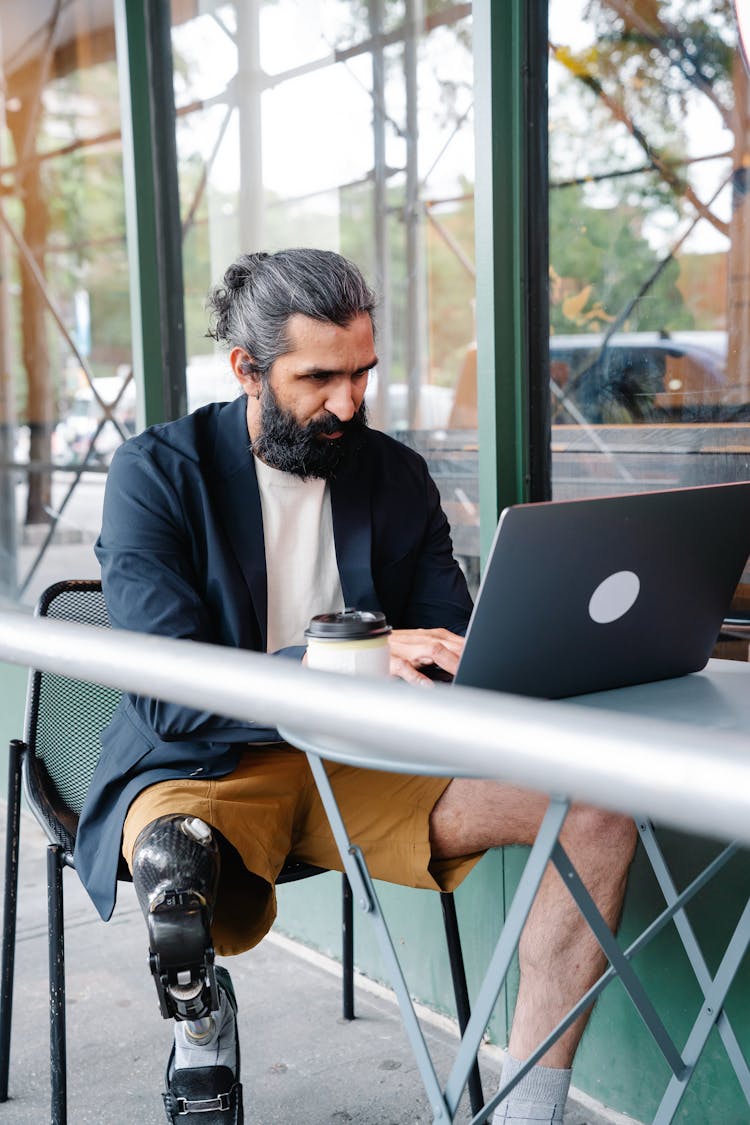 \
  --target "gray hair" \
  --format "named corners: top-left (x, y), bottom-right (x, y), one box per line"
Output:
top-left (206, 248), bottom-right (377, 376)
